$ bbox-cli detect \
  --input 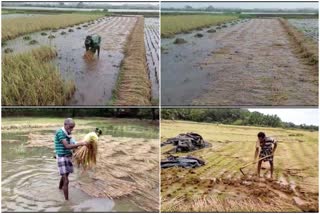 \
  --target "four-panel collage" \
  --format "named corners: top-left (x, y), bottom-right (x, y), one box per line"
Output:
top-left (1, 0), bottom-right (319, 213)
